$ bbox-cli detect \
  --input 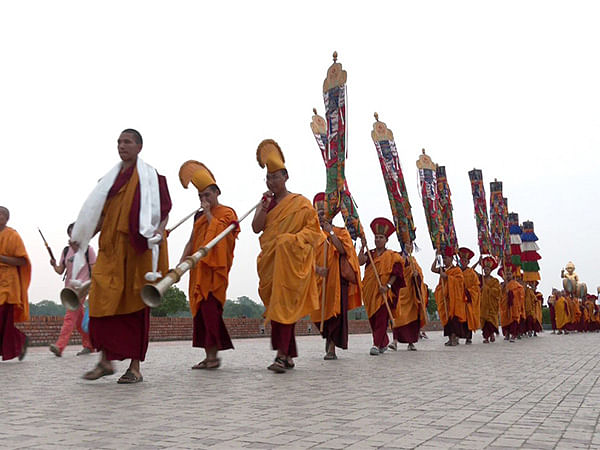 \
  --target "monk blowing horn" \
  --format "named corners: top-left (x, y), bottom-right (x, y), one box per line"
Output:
top-left (141, 201), bottom-right (260, 307)
top-left (60, 280), bottom-right (91, 311)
